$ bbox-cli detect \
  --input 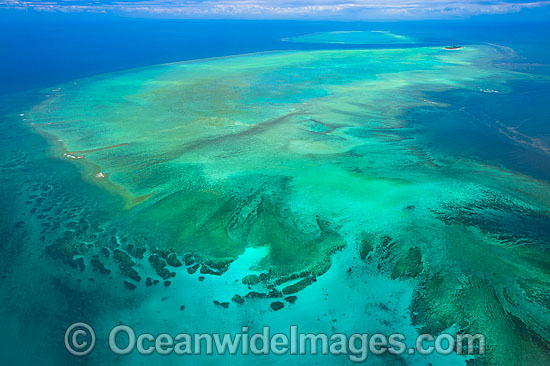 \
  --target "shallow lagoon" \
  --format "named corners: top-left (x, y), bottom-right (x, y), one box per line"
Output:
top-left (284, 30), bottom-right (418, 44)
